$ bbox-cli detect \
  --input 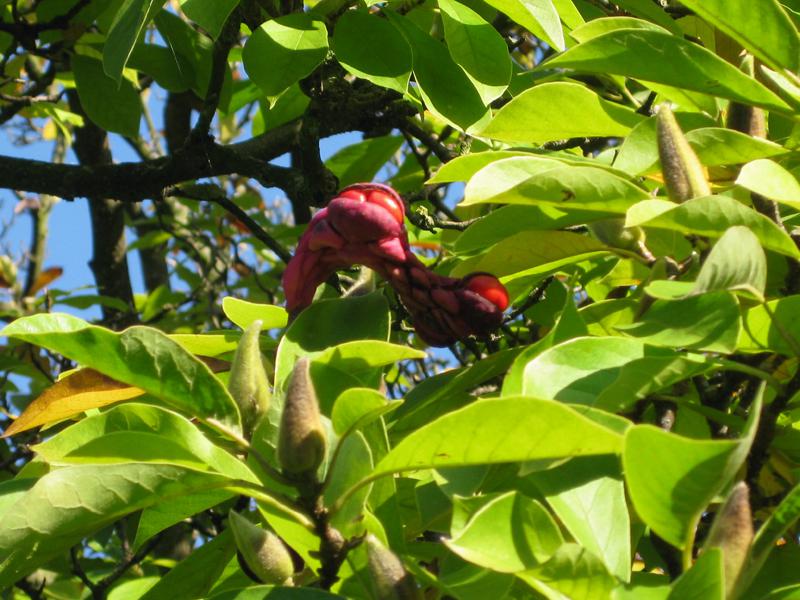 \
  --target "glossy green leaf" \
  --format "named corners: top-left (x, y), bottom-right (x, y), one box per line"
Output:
top-left (222, 297), bottom-right (288, 331)
top-left (736, 159), bottom-right (800, 210)
top-left (169, 332), bottom-right (243, 357)
top-left (32, 403), bottom-right (256, 482)
top-left (274, 293), bottom-right (390, 396)
top-left (331, 387), bottom-right (401, 436)
top-left (454, 205), bottom-right (609, 255)
top-left (739, 296), bottom-right (800, 356)
top-left (332, 10), bottom-right (412, 94)
top-left (546, 29), bottom-right (791, 113)
top-left (439, 0), bottom-right (511, 104)
top-left (127, 43), bottom-right (193, 92)
top-left (0, 463), bottom-right (235, 588)
top-left (73, 55), bottom-right (141, 137)
top-left (483, 0), bottom-right (564, 50)
top-left (619, 291), bottom-right (741, 353)
top-left (570, 16), bottom-right (667, 43)
top-left (154, 9), bottom-right (215, 97)
top-left (374, 396), bottom-right (622, 477)
top-left (677, 0), bottom-right (800, 72)
top-left (626, 195), bottom-right (800, 259)
top-left (104, 0), bottom-right (166, 82)
top-left (623, 386), bottom-right (761, 549)
top-left (463, 156), bottom-right (649, 214)
top-left (520, 336), bottom-right (709, 410)
top-left (181, 0), bottom-right (239, 38)
top-left (446, 491), bottom-right (563, 572)
top-left (528, 456), bottom-right (630, 581)
top-left (450, 230), bottom-right (608, 279)
top-left (516, 544), bottom-right (617, 600)
top-left (243, 14), bottom-right (328, 99)
top-left (480, 82), bottom-right (643, 143)
top-left (668, 548), bottom-right (724, 600)
top-left (387, 11), bottom-right (490, 132)
top-left (691, 226), bottom-right (767, 300)
top-left (315, 340), bottom-right (424, 376)
top-left (208, 587), bottom-right (343, 599)
top-left (325, 135), bottom-right (404, 188)
top-left (324, 432), bottom-right (373, 536)
top-left (1, 314), bottom-right (241, 429)
top-left (140, 529), bottom-right (236, 600)
top-left (428, 150), bottom-right (529, 184)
